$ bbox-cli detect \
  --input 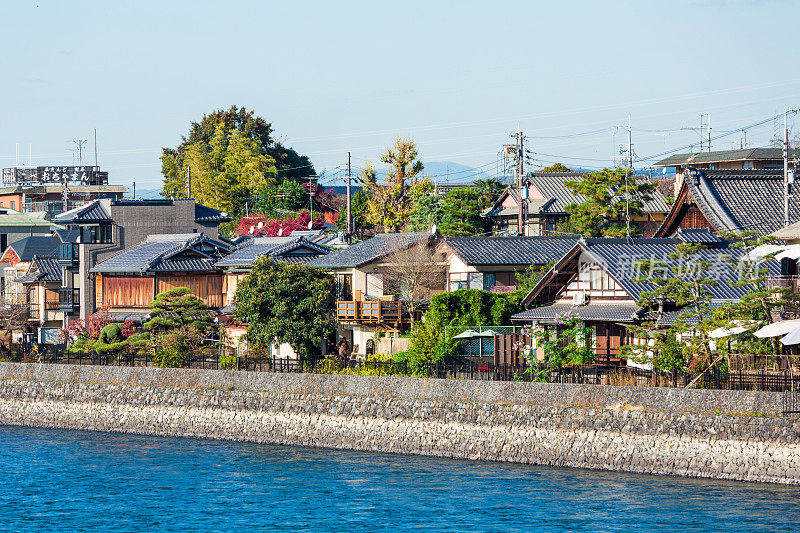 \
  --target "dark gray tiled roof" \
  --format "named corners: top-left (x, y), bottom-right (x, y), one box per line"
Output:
top-left (5, 236), bottom-right (59, 262)
top-left (674, 228), bottom-right (726, 243)
top-left (683, 169), bottom-right (798, 234)
top-left (194, 203), bottom-right (231, 222)
top-left (215, 237), bottom-right (330, 268)
top-left (579, 238), bottom-right (750, 301)
top-left (32, 256), bottom-right (61, 282)
top-left (54, 229), bottom-right (80, 243)
top-left (52, 200), bottom-right (111, 223)
top-left (443, 236), bottom-right (579, 266)
top-left (655, 148), bottom-right (800, 167)
top-left (91, 234), bottom-right (231, 274)
top-left (531, 173), bottom-right (672, 214)
top-left (19, 256), bottom-right (61, 283)
top-left (512, 303), bottom-right (641, 322)
top-left (485, 173), bottom-right (671, 218)
top-left (309, 232), bottom-right (431, 269)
